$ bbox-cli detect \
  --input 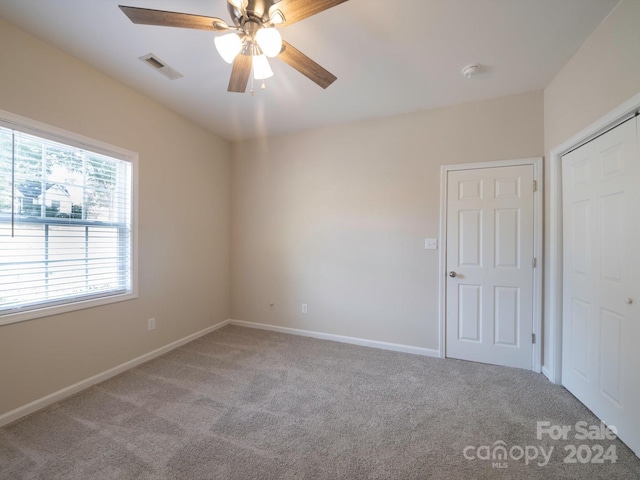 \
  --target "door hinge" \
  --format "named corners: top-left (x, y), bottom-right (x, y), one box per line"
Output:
top-left (532, 257), bottom-right (537, 268)
top-left (533, 180), bottom-right (537, 192)
top-left (532, 333), bottom-right (536, 344)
